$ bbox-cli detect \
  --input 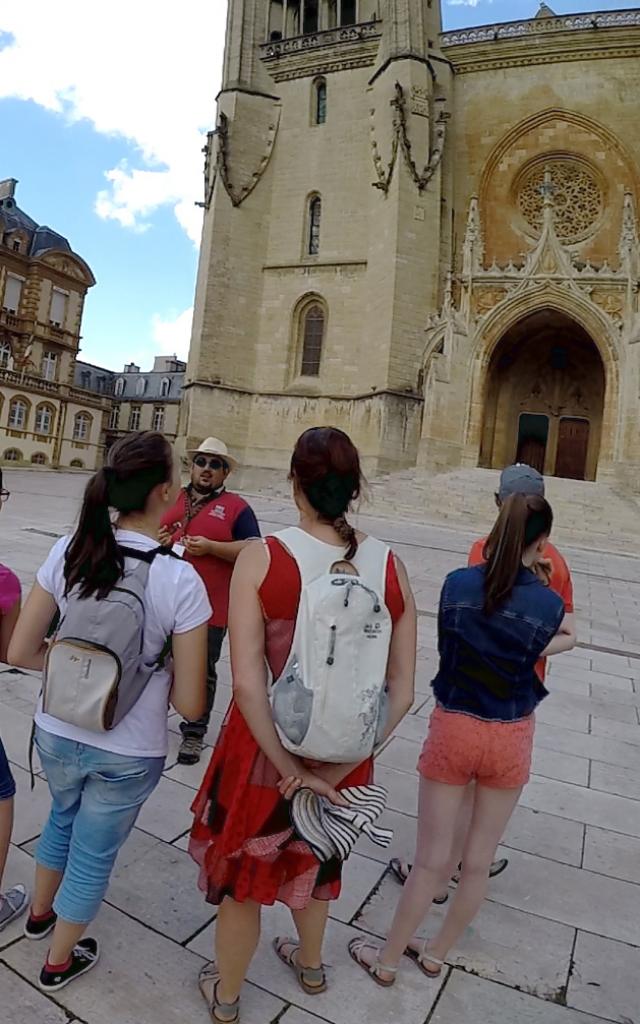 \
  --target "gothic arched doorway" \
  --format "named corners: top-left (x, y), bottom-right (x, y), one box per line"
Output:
top-left (479, 310), bottom-right (605, 481)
